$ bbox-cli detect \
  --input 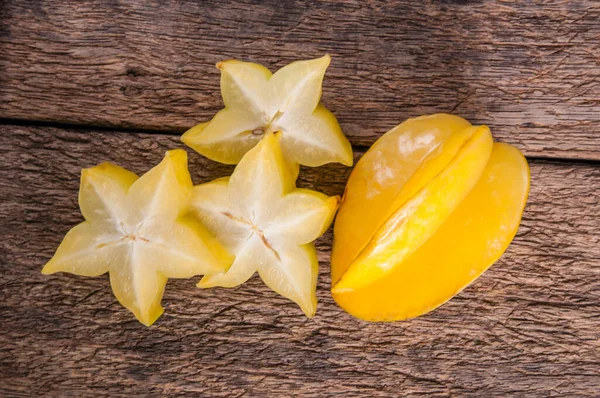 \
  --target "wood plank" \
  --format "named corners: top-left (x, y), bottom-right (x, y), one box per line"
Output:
top-left (1, 125), bottom-right (599, 396)
top-left (1, 1), bottom-right (599, 160)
